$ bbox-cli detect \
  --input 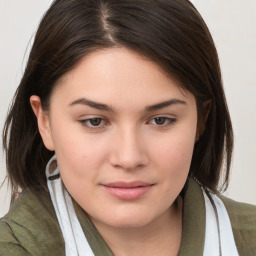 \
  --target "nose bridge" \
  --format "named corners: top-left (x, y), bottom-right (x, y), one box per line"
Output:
top-left (110, 124), bottom-right (148, 170)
